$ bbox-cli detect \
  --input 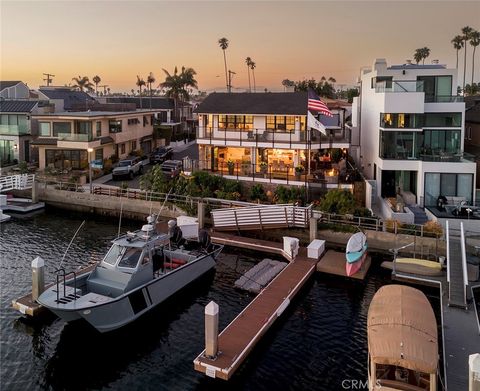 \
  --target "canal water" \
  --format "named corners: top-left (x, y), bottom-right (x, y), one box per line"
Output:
top-left (1, 209), bottom-right (442, 390)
